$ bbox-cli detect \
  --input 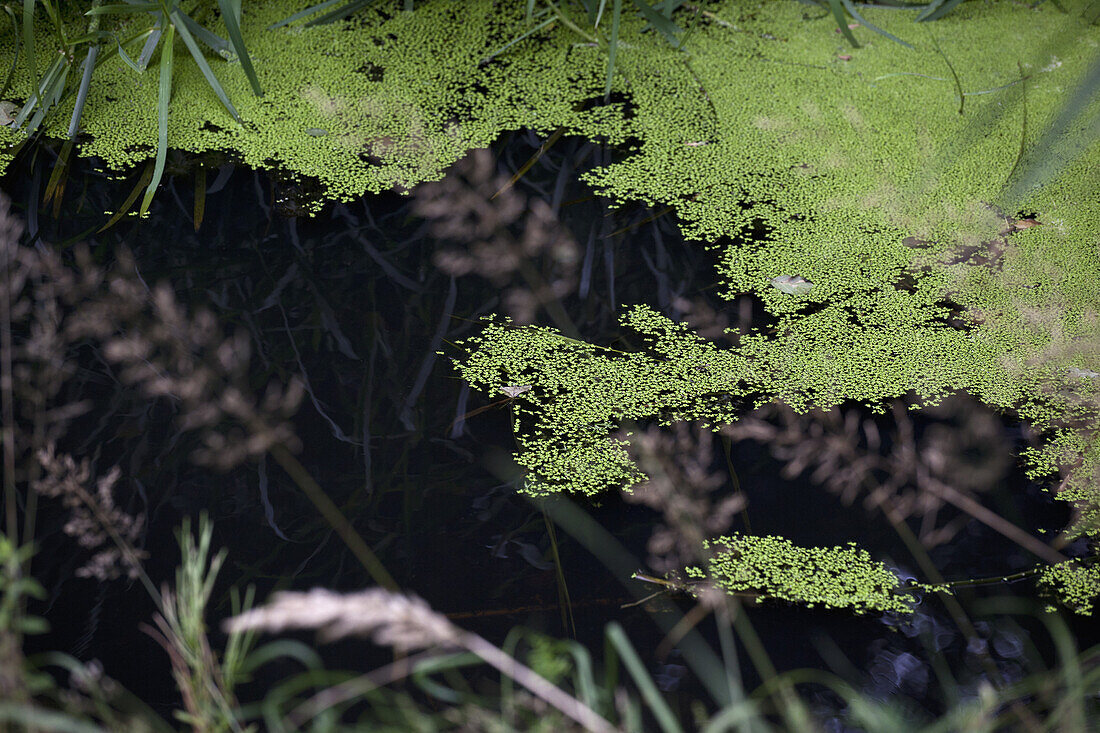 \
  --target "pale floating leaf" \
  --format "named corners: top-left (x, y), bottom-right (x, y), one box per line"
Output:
top-left (770, 275), bottom-right (815, 295)
top-left (1068, 367), bottom-right (1099, 379)
top-left (501, 385), bottom-right (532, 398)
top-left (305, 127), bottom-right (328, 136)
top-left (0, 101), bottom-right (18, 126)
